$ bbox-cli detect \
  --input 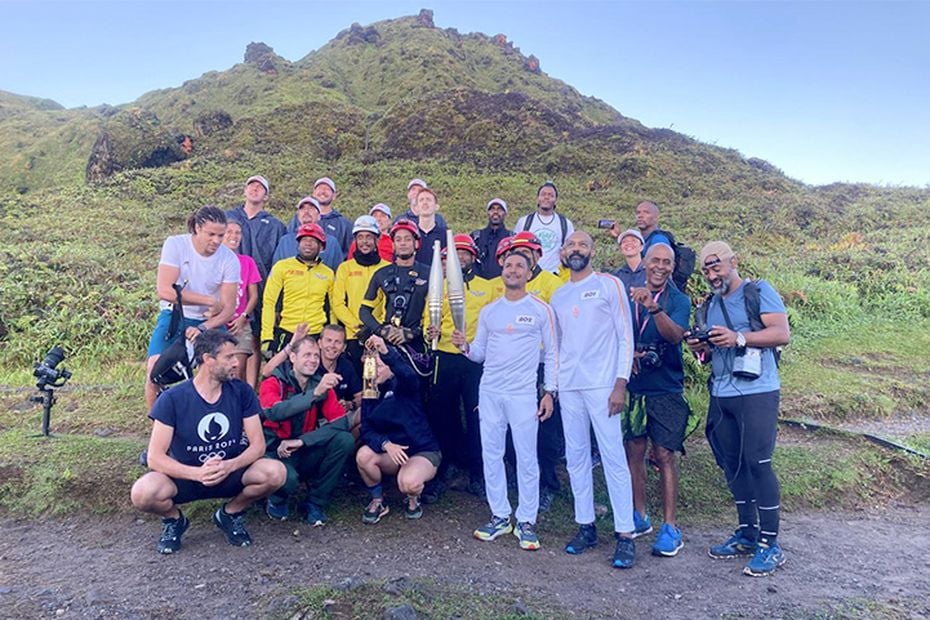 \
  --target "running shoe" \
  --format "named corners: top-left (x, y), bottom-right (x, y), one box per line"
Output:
top-left (265, 496), bottom-right (289, 521)
top-left (473, 516), bottom-right (513, 541)
top-left (303, 501), bottom-right (327, 527)
top-left (652, 523), bottom-right (684, 557)
top-left (157, 511), bottom-right (189, 554)
top-left (708, 530), bottom-right (758, 559)
top-left (213, 504), bottom-right (252, 547)
top-left (743, 542), bottom-right (786, 577)
top-left (632, 510), bottom-right (653, 538)
top-left (362, 500), bottom-right (389, 525)
top-left (404, 497), bottom-right (423, 520)
top-left (421, 479), bottom-right (444, 505)
top-left (612, 535), bottom-right (636, 569)
top-left (513, 521), bottom-right (541, 550)
top-left (564, 523), bottom-right (598, 554)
